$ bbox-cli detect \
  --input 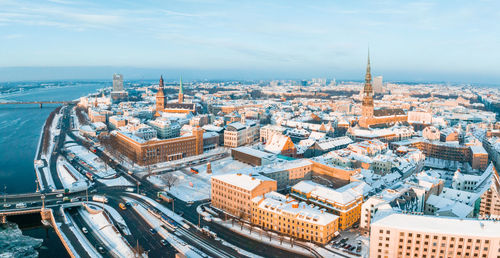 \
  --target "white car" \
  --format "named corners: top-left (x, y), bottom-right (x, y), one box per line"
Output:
top-left (82, 227), bottom-right (88, 234)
